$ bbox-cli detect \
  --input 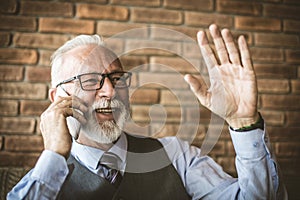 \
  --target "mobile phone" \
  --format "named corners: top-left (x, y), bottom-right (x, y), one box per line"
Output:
top-left (56, 86), bottom-right (81, 139)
